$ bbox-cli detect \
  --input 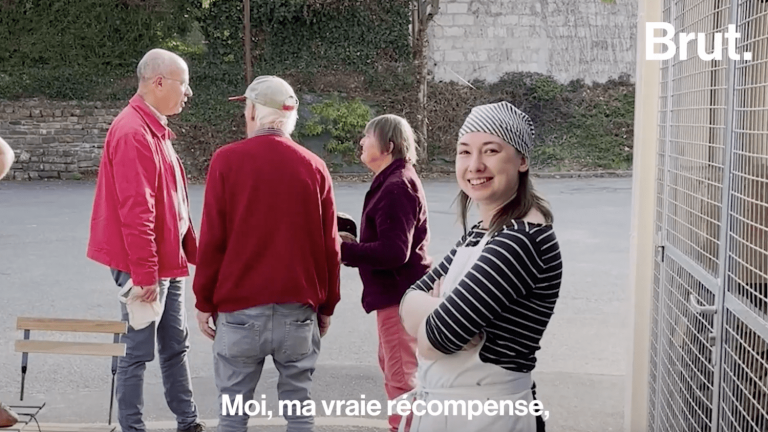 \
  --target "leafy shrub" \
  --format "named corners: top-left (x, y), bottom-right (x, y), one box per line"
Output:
top-left (299, 97), bottom-right (372, 154)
